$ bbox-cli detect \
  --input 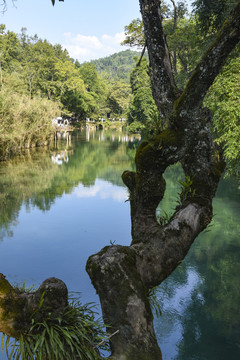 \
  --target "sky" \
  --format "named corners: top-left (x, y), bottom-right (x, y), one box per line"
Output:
top-left (0, 0), bottom-right (142, 62)
top-left (0, 0), bottom-right (192, 63)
